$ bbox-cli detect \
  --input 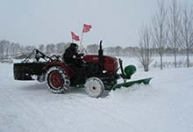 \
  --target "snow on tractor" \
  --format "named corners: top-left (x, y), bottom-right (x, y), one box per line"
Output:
top-left (13, 41), bottom-right (152, 97)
